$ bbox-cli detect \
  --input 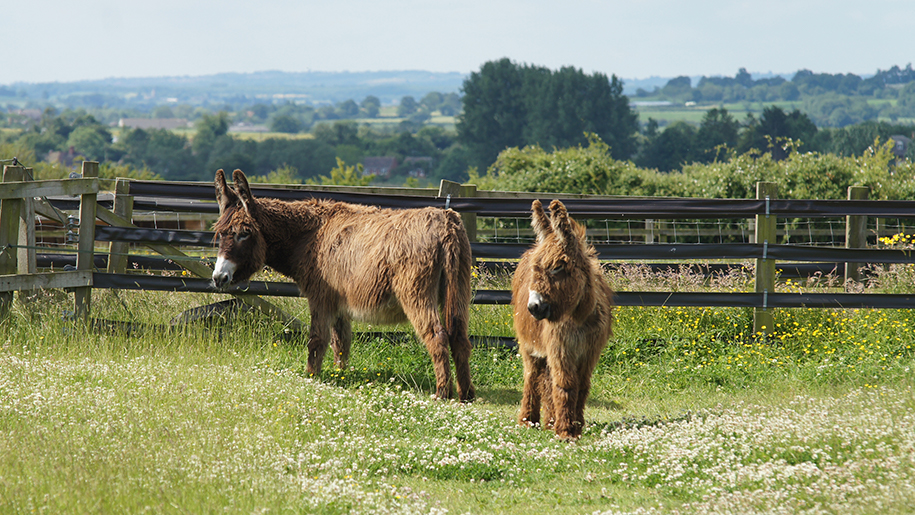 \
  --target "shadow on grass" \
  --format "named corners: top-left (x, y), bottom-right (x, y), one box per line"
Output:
top-left (585, 411), bottom-right (696, 435)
